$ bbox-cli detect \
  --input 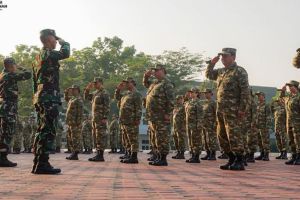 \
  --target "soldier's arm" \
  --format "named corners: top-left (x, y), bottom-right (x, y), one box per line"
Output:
top-left (196, 104), bottom-right (204, 129)
top-left (164, 82), bottom-right (175, 116)
top-left (134, 93), bottom-right (143, 122)
top-left (238, 68), bottom-right (250, 112)
top-left (143, 74), bottom-right (151, 88)
top-left (83, 88), bottom-right (93, 102)
top-left (103, 93), bottom-right (110, 119)
top-left (64, 90), bottom-right (71, 102)
top-left (75, 99), bottom-right (84, 125)
top-left (14, 67), bottom-right (32, 81)
top-left (114, 88), bottom-right (123, 108)
top-left (205, 62), bottom-right (219, 81)
top-left (49, 41), bottom-right (70, 61)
